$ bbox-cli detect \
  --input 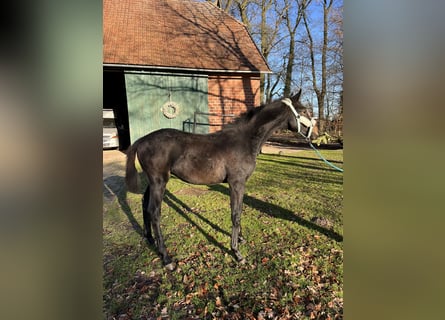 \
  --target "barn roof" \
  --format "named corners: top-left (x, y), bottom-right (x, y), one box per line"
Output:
top-left (103, 0), bottom-right (270, 73)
